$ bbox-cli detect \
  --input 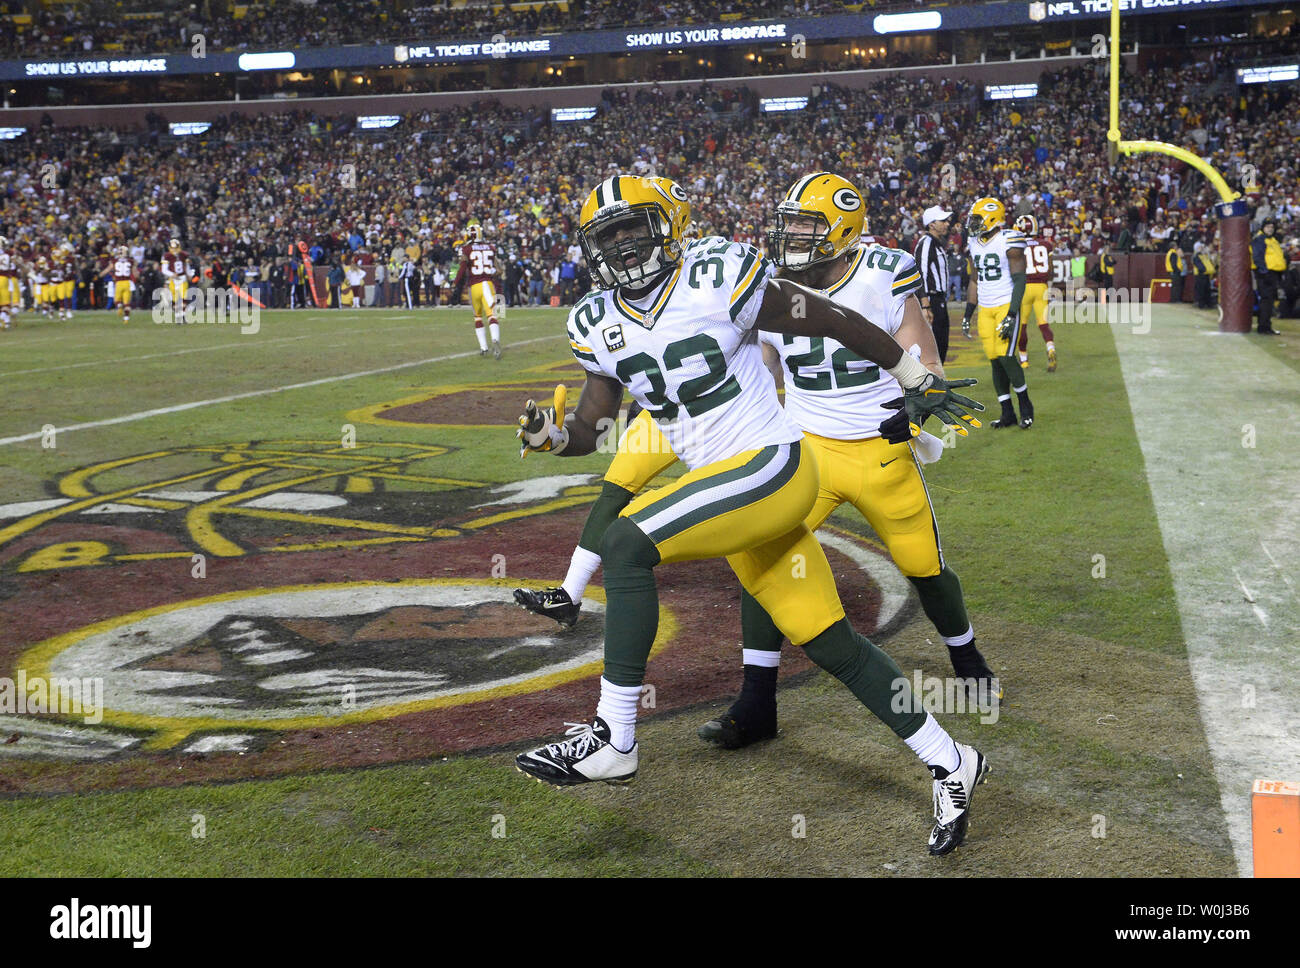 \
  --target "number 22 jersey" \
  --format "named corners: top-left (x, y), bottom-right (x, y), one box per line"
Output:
top-left (761, 244), bottom-right (922, 441)
top-left (566, 237), bottom-right (801, 470)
